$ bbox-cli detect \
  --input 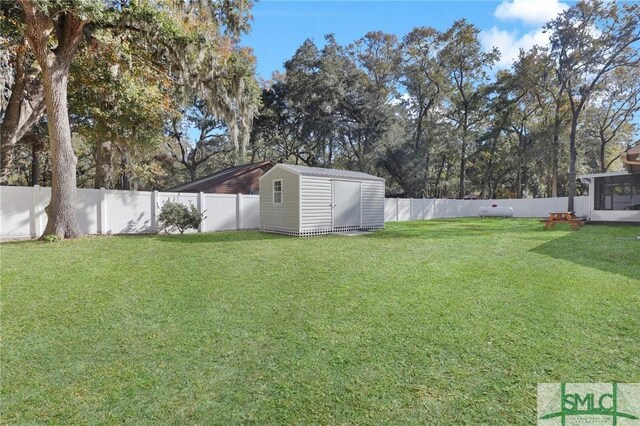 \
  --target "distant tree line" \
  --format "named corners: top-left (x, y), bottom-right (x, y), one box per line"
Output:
top-left (250, 0), bottom-right (639, 210)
